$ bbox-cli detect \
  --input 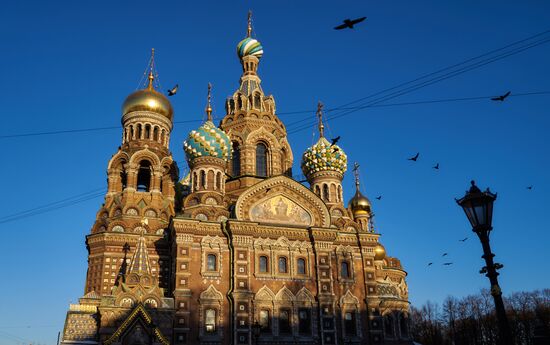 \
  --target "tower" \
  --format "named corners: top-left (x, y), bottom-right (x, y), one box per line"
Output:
top-left (86, 49), bottom-right (178, 295)
top-left (182, 83), bottom-right (232, 221)
top-left (220, 11), bottom-right (293, 198)
top-left (348, 162), bottom-right (373, 231)
top-left (302, 102), bottom-right (348, 212)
